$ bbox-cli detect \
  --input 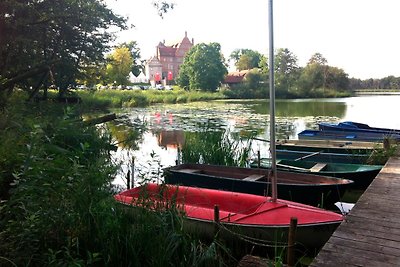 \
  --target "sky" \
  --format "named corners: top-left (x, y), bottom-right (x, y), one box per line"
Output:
top-left (105, 0), bottom-right (400, 79)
